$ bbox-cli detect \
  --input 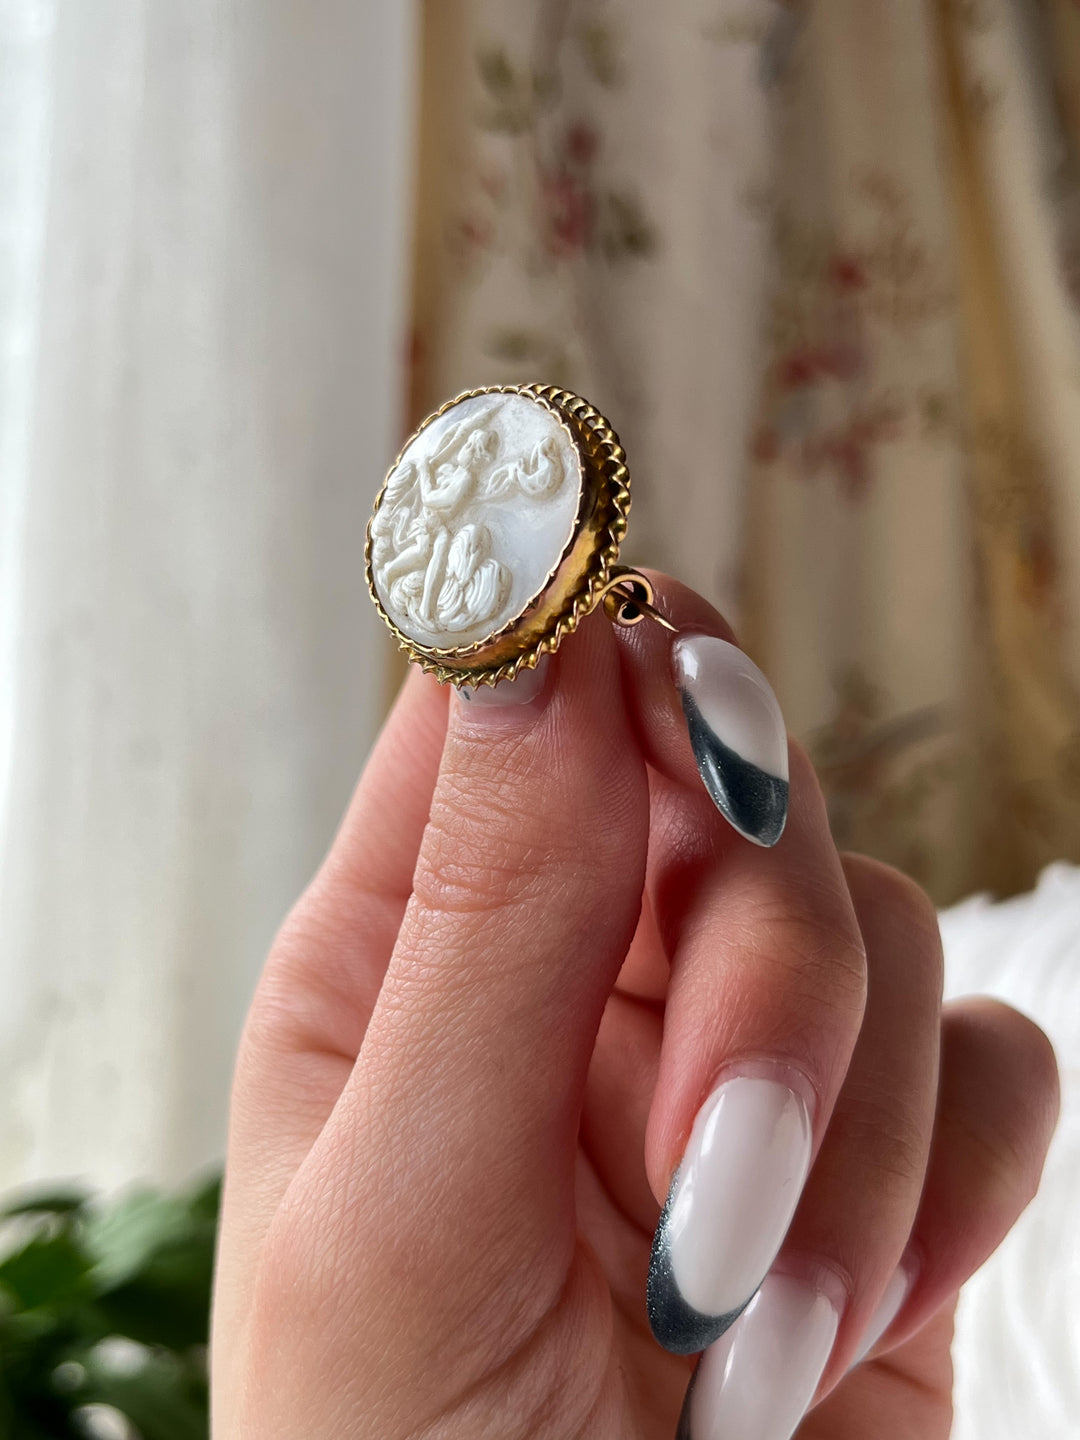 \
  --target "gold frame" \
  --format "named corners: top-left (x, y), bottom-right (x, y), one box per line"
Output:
top-left (365, 383), bottom-right (632, 686)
